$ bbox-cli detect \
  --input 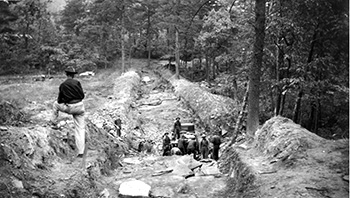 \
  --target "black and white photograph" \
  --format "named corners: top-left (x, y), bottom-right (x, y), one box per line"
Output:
top-left (0, 0), bottom-right (348, 197)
